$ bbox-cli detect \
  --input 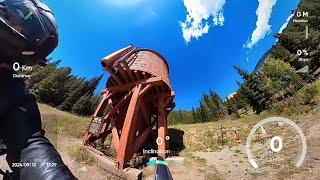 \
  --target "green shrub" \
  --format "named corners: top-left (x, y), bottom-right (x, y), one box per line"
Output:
top-left (270, 78), bottom-right (320, 115)
top-left (234, 59), bottom-right (303, 114)
top-left (296, 80), bottom-right (320, 105)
